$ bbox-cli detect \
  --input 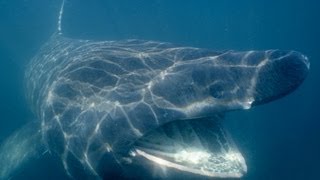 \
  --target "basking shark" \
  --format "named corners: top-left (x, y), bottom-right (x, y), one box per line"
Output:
top-left (0, 1), bottom-right (309, 179)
